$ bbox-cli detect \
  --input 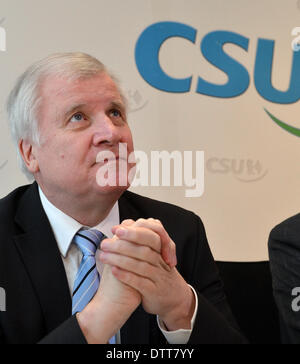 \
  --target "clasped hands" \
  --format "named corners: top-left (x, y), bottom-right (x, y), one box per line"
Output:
top-left (98, 218), bottom-right (195, 332)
